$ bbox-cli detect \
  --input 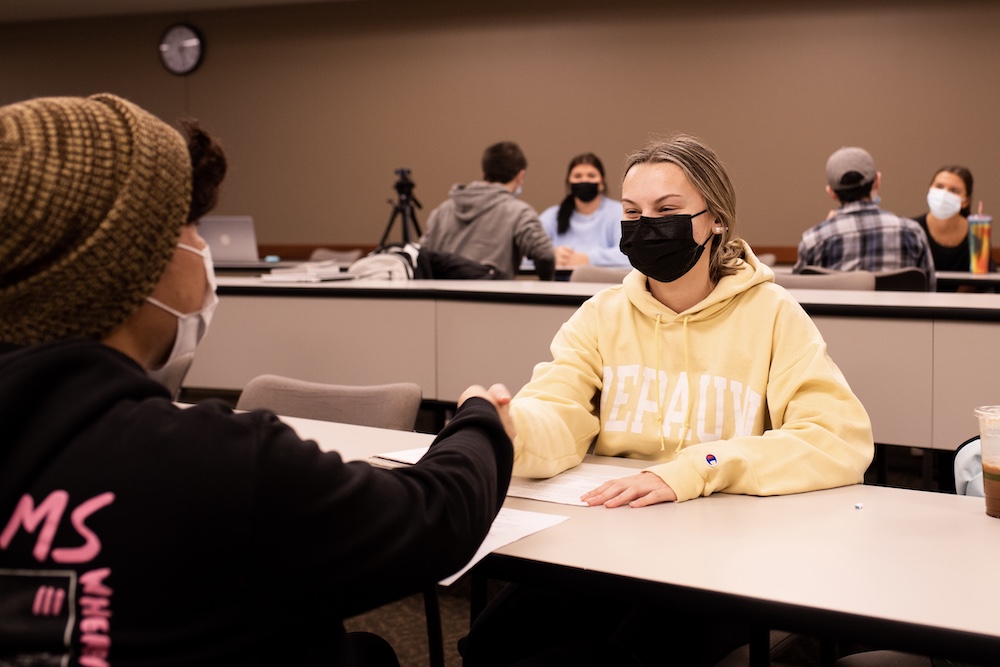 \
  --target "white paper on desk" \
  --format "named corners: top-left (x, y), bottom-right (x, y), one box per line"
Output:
top-left (439, 508), bottom-right (567, 586)
top-left (370, 449), bottom-right (626, 506)
top-left (368, 446), bottom-right (429, 469)
top-left (268, 259), bottom-right (343, 275)
top-left (508, 462), bottom-right (628, 506)
top-left (260, 272), bottom-right (353, 283)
